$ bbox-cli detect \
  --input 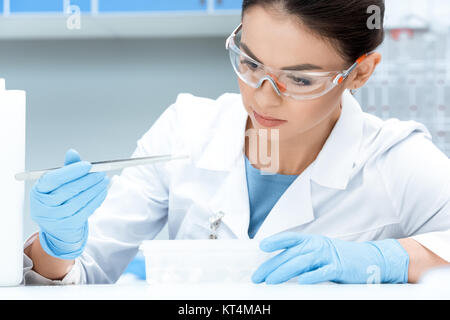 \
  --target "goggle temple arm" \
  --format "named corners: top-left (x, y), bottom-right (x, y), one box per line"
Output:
top-left (333, 53), bottom-right (372, 85)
